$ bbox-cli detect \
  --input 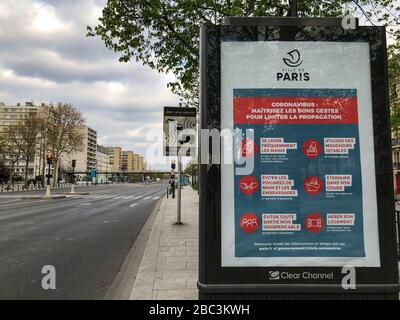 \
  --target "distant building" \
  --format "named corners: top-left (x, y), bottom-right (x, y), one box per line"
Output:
top-left (0, 101), bottom-right (39, 133)
top-left (107, 147), bottom-right (122, 172)
top-left (121, 151), bottom-right (134, 172)
top-left (60, 126), bottom-right (97, 177)
top-left (121, 150), bottom-right (146, 172)
top-left (96, 145), bottom-right (111, 173)
top-left (0, 102), bottom-right (42, 179)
